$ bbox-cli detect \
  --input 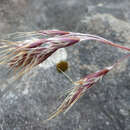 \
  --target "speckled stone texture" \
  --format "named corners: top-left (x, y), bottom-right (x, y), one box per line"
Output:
top-left (0, 0), bottom-right (130, 130)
